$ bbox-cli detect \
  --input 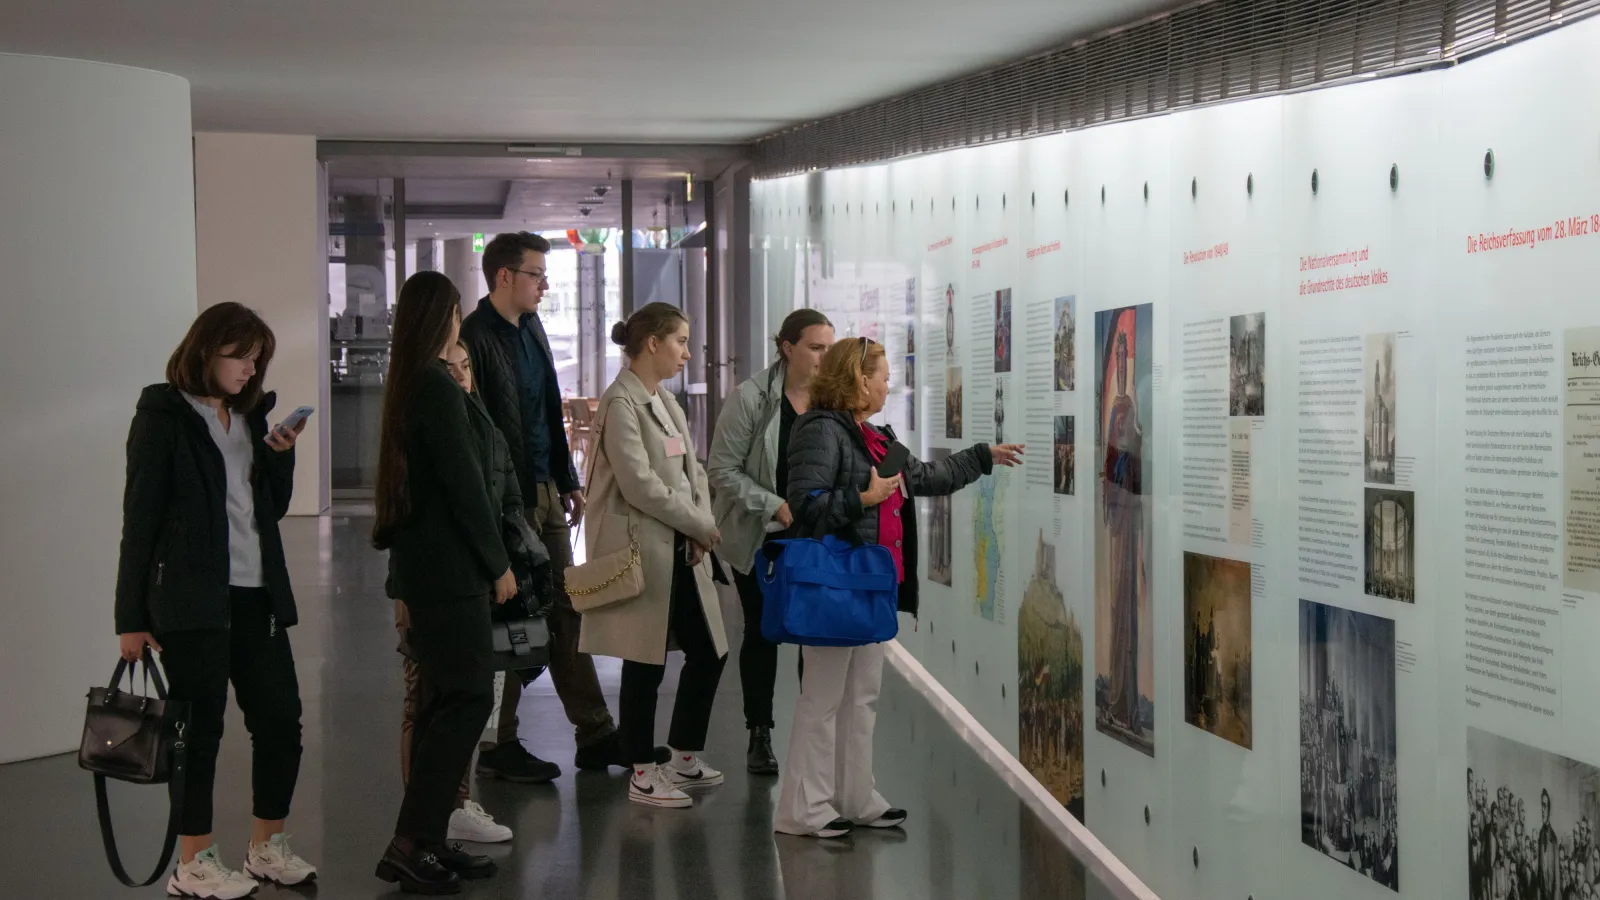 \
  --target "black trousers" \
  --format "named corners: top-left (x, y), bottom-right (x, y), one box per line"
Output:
top-left (732, 566), bottom-right (779, 730)
top-left (158, 587), bottom-right (303, 836)
top-left (395, 593), bottom-right (495, 846)
top-left (619, 538), bottom-right (727, 766)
